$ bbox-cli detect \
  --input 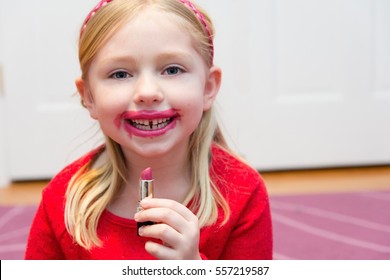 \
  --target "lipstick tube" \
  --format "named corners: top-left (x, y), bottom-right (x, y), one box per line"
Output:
top-left (137, 167), bottom-right (154, 235)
